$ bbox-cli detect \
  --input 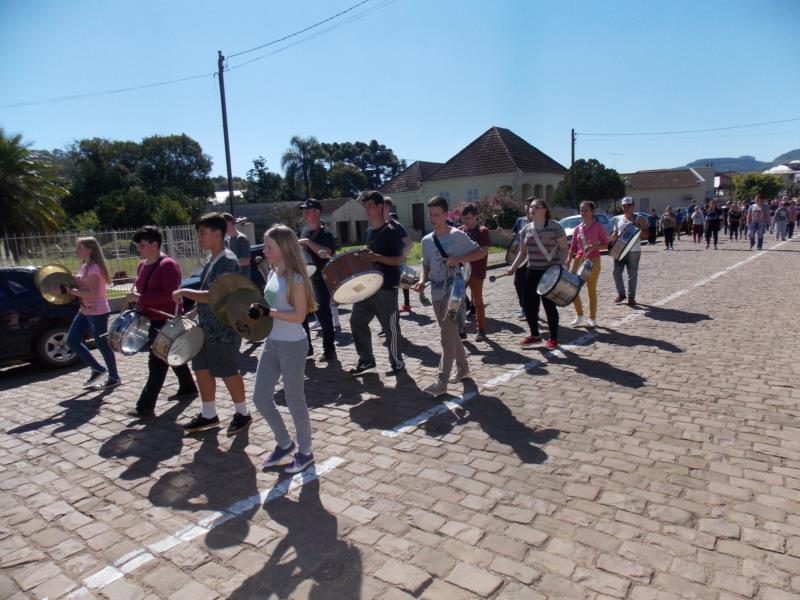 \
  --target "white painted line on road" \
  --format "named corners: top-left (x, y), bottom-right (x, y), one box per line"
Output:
top-left (80, 456), bottom-right (345, 591)
top-left (382, 241), bottom-right (790, 438)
